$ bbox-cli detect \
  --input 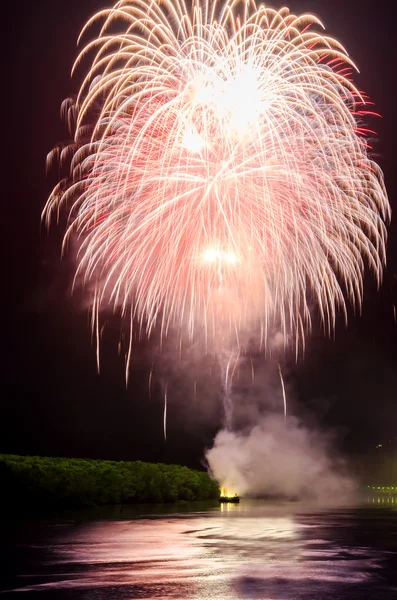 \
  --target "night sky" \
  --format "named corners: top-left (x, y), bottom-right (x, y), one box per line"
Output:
top-left (3, 0), bottom-right (396, 471)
